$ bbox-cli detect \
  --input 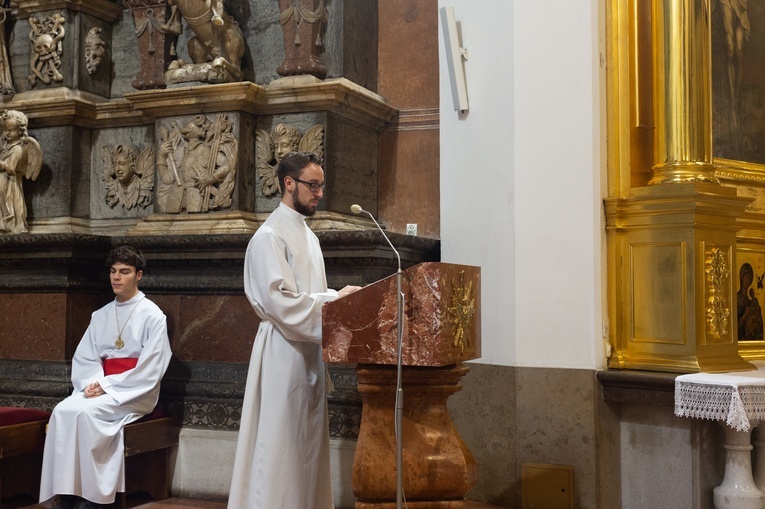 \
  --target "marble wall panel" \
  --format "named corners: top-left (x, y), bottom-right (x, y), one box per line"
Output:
top-left (110, 7), bottom-right (143, 98)
top-left (0, 292), bottom-right (105, 360)
top-left (150, 294), bottom-right (257, 362)
top-left (8, 12), bottom-right (30, 94)
top-left (379, 127), bottom-right (439, 237)
top-left (324, 112), bottom-right (378, 216)
top-left (378, 0), bottom-right (439, 109)
top-left (24, 125), bottom-right (91, 221)
top-left (515, 367), bottom-right (598, 509)
top-left (448, 362), bottom-right (516, 507)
